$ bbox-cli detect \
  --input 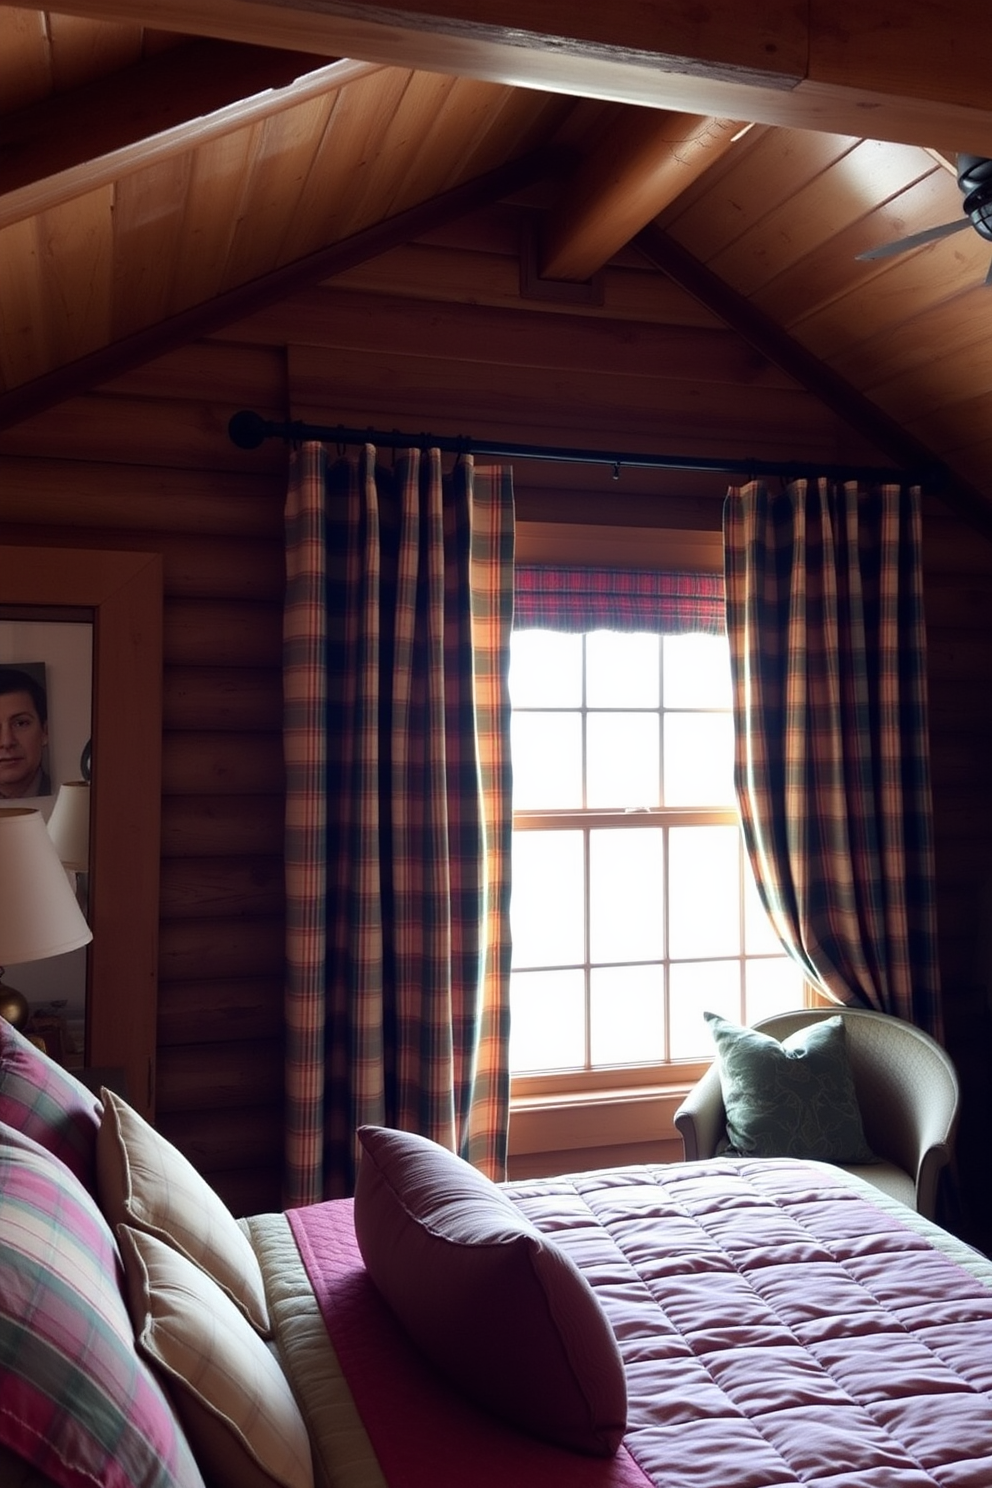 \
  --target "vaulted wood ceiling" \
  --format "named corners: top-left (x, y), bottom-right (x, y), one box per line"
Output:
top-left (2, 3), bottom-right (992, 529)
